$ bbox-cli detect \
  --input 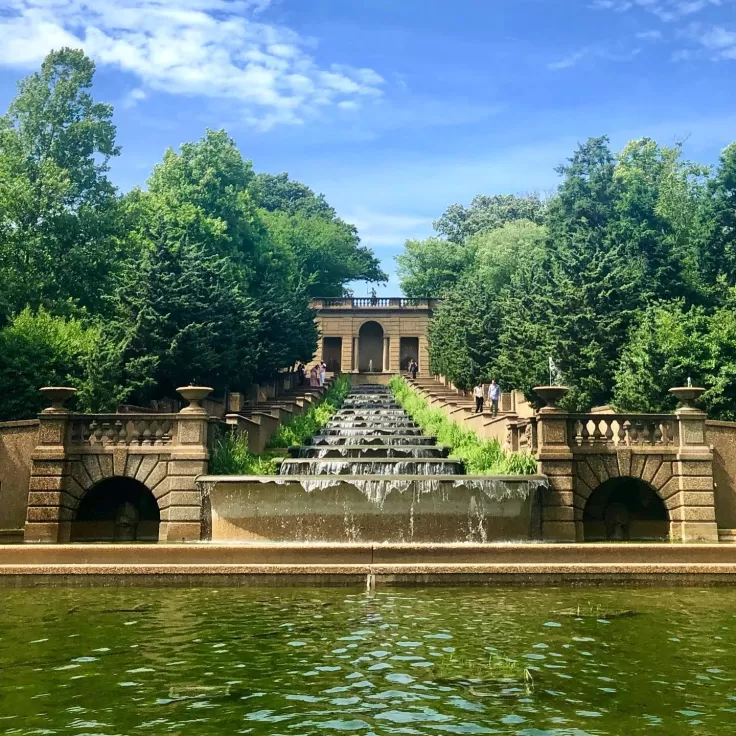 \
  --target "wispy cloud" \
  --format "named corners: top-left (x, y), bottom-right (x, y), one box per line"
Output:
top-left (0, 0), bottom-right (385, 129)
top-left (548, 43), bottom-right (641, 71)
top-left (686, 23), bottom-right (736, 58)
top-left (592, 0), bottom-right (727, 22)
top-left (345, 209), bottom-right (433, 248)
